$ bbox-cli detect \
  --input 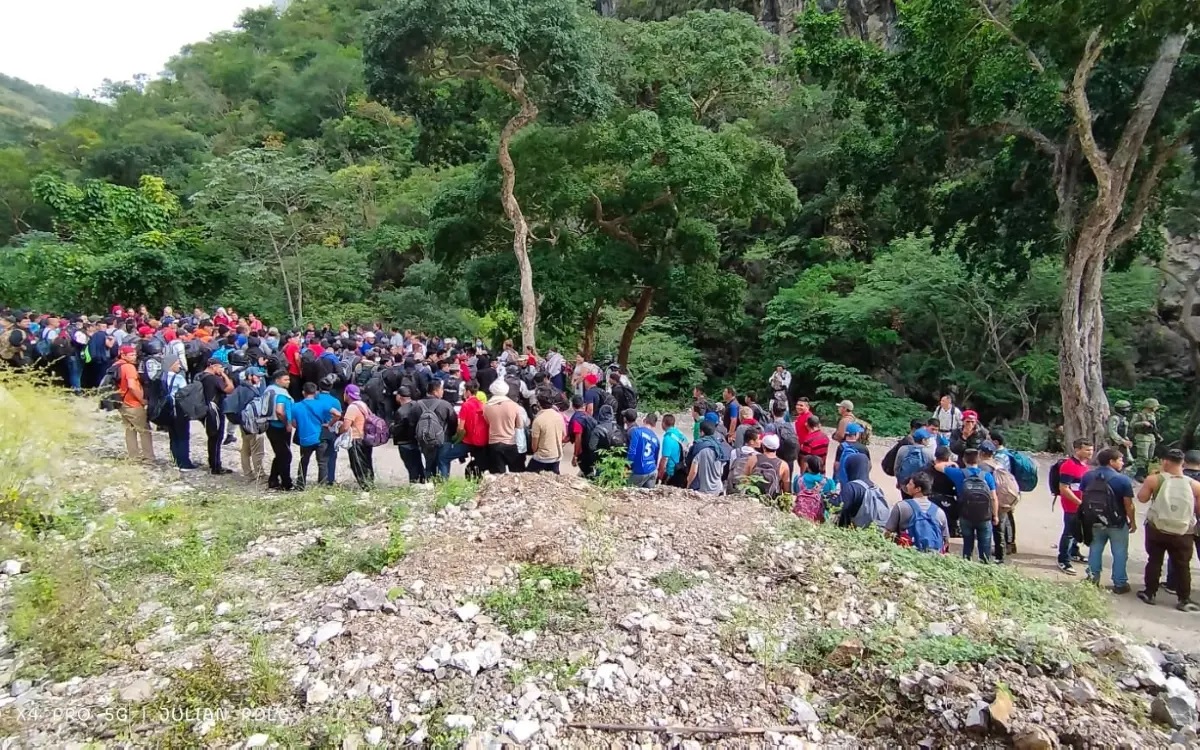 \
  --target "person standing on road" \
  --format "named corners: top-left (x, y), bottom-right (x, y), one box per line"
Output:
top-left (391, 386), bottom-right (425, 484)
top-left (197, 358), bottom-right (235, 475)
top-left (1130, 398), bottom-right (1162, 480)
top-left (115, 344), bottom-right (155, 462)
top-left (1107, 400), bottom-right (1134, 468)
top-left (1136, 449), bottom-right (1200, 612)
top-left (265, 371), bottom-right (295, 491)
top-left (528, 392), bottom-right (567, 474)
top-left (626, 411), bottom-right (661, 489)
top-left (1080, 448), bottom-right (1136, 594)
top-left (1055, 439), bottom-right (1093, 575)
top-left (1163, 450), bottom-right (1200, 598)
top-left (484, 379), bottom-right (525, 474)
top-left (940, 448), bottom-right (998, 564)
